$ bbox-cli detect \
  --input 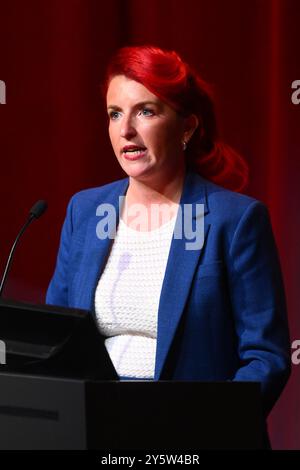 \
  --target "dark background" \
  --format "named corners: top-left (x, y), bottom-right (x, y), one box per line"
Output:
top-left (0, 0), bottom-right (299, 449)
